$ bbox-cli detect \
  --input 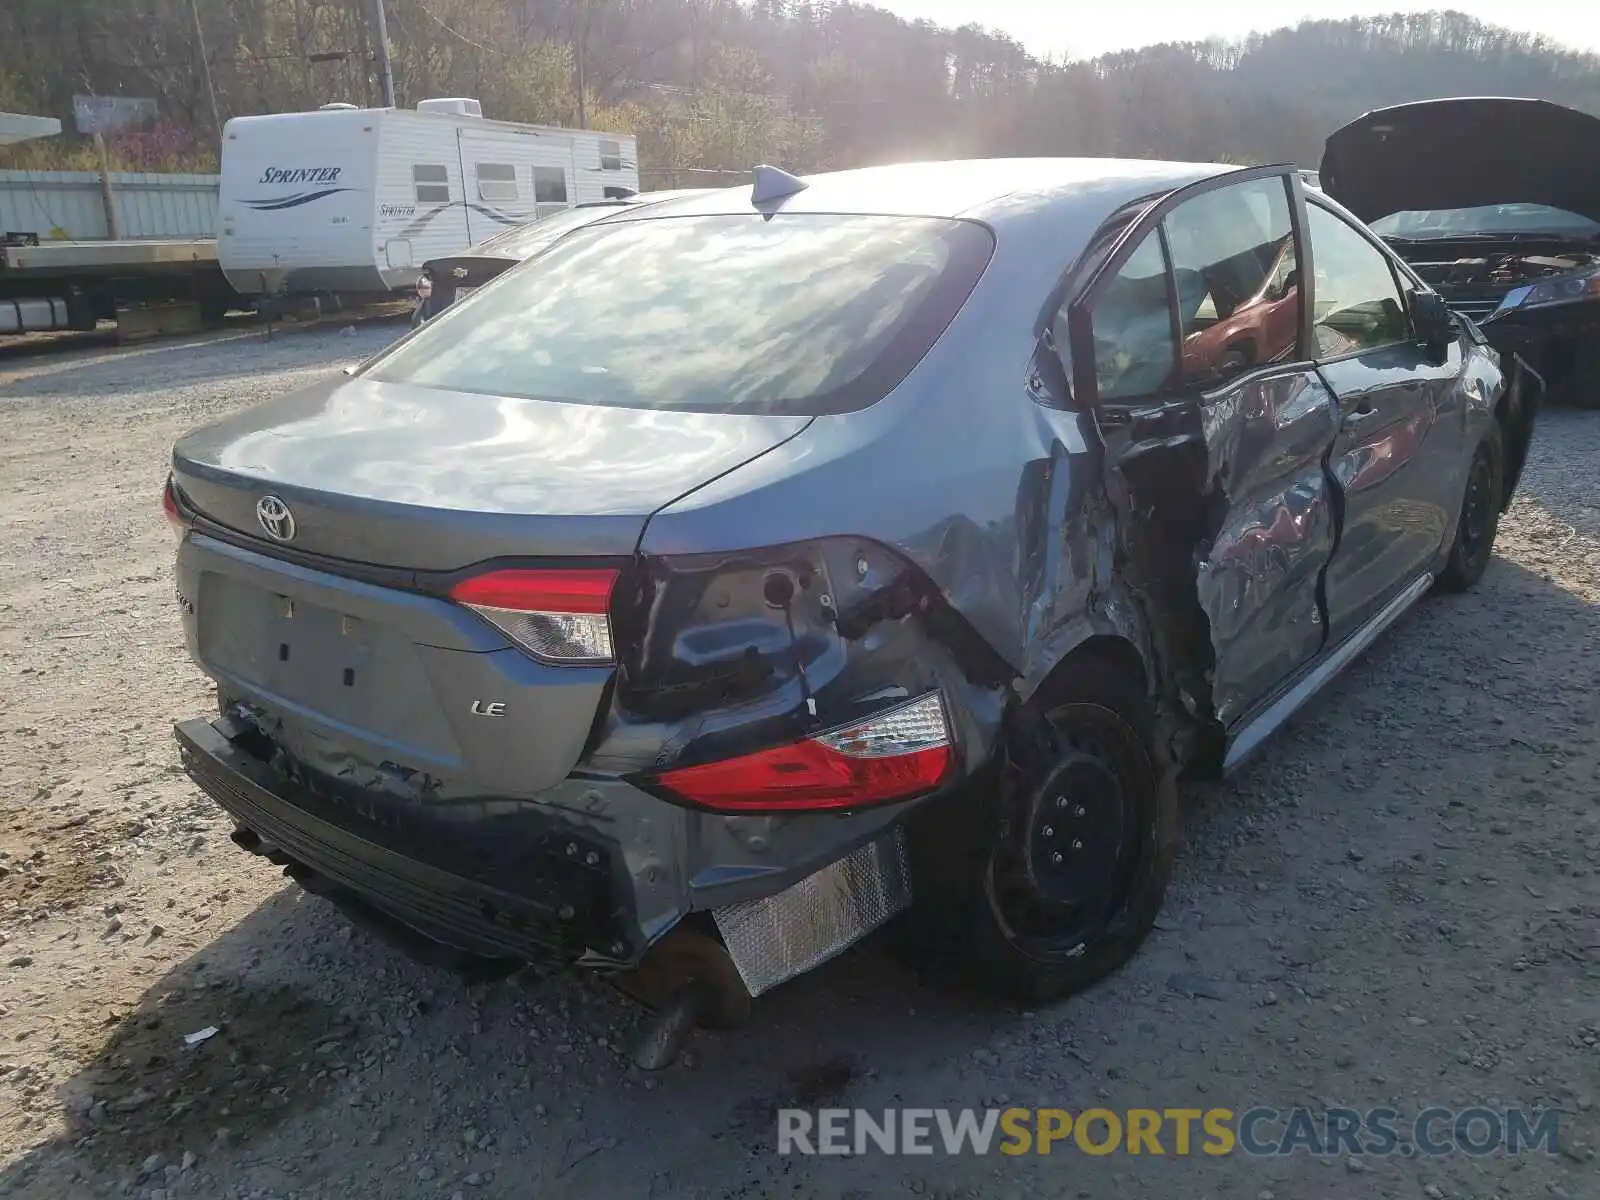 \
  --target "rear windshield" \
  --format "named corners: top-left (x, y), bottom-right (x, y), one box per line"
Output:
top-left (1372, 204), bottom-right (1600, 241)
top-left (367, 213), bottom-right (994, 415)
